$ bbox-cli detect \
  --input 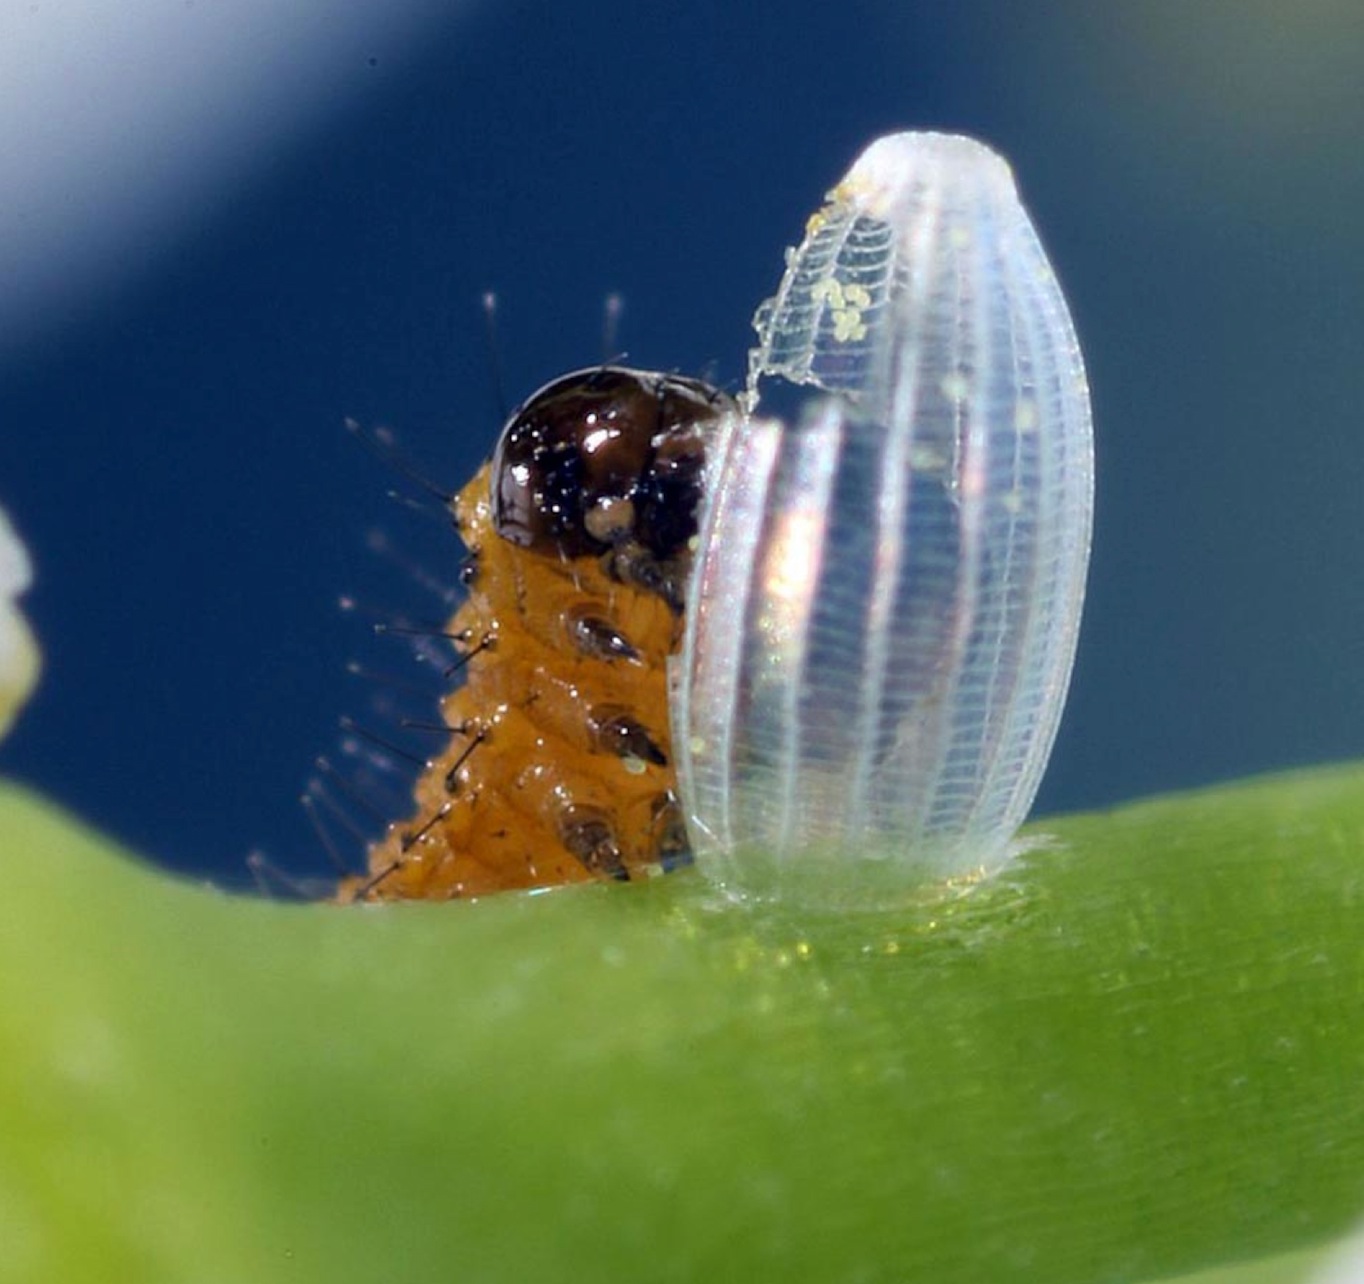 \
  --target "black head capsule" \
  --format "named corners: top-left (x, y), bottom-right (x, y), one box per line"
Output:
top-left (490, 366), bottom-right (733, 607)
